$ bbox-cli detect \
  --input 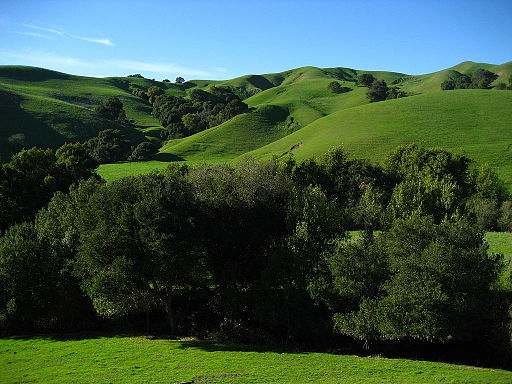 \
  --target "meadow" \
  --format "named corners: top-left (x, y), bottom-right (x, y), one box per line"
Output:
top-left (1, 335), bottom-right (511, 384)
